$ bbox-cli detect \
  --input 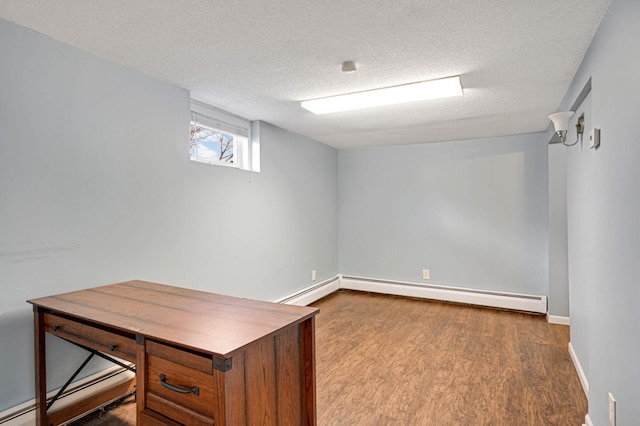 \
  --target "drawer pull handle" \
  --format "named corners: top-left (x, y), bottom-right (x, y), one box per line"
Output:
top-left (52, 325), bottom-right (60, 331)
top-left (159, 374), bottom-right (200, 396)
top-left (109, 344), bottom-right (117, 351)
